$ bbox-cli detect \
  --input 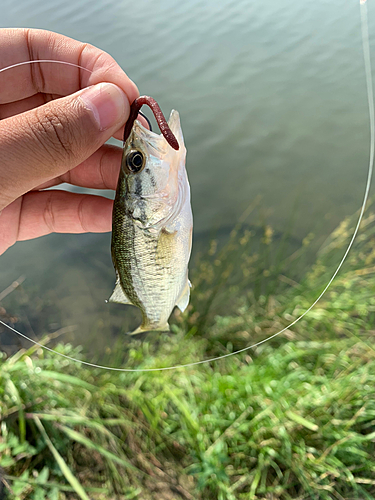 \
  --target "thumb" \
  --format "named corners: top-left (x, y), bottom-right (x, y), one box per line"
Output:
top-left (0, 82), bottom-right (130, 208)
